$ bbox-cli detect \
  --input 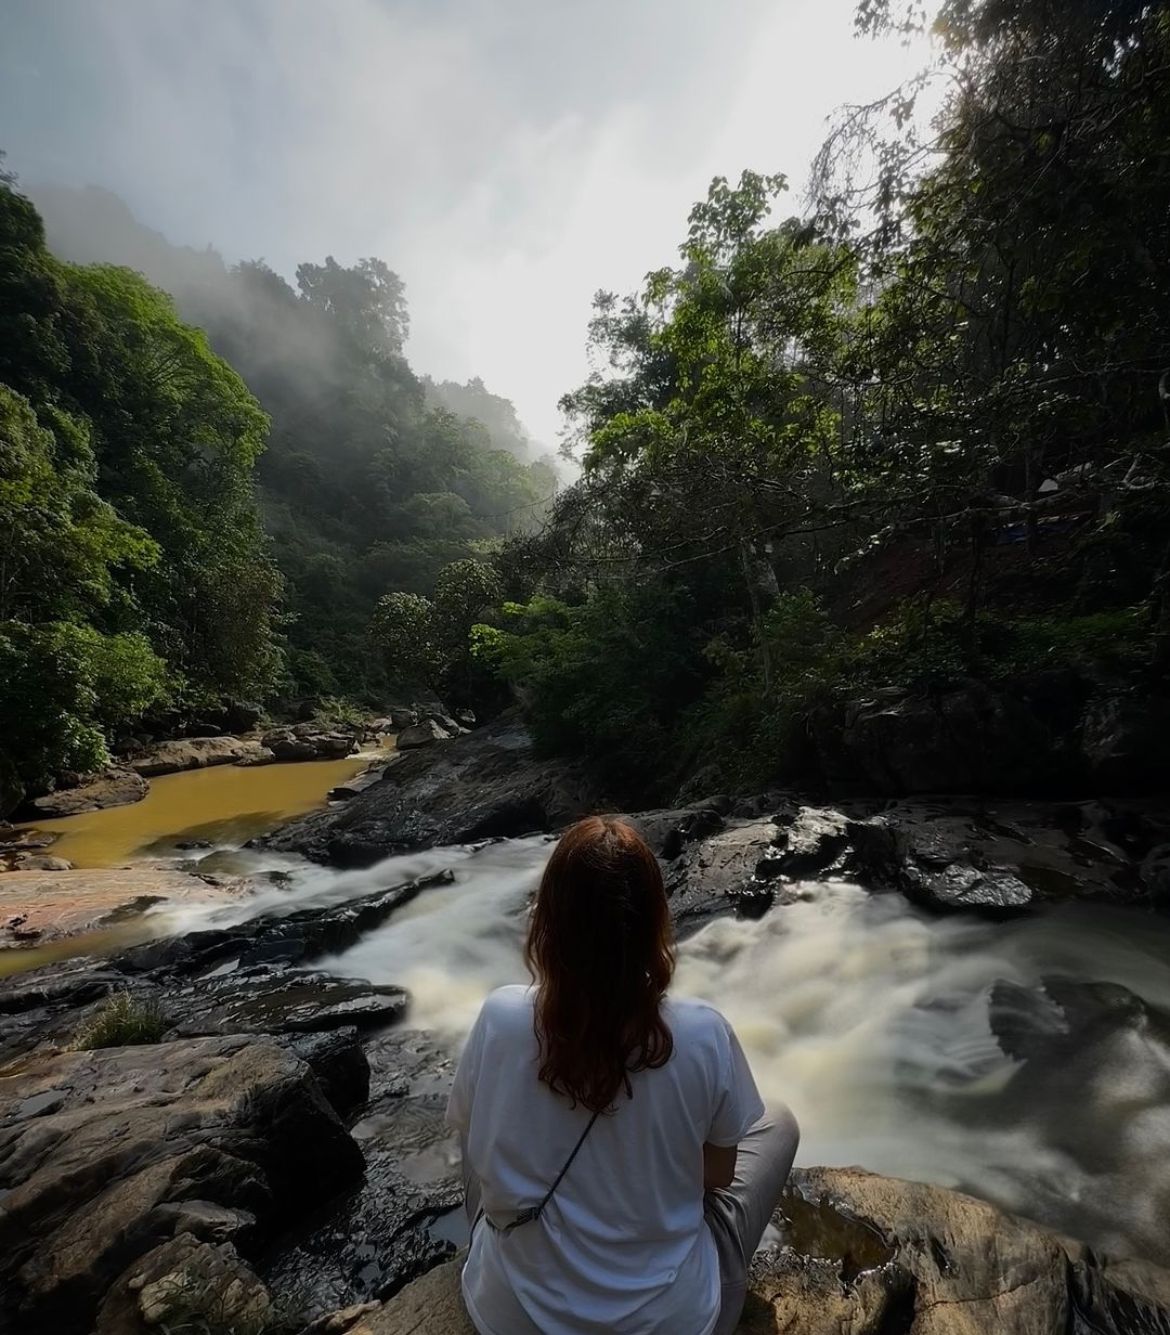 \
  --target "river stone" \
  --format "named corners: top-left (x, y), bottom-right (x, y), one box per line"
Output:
top-left (0, 1035), bottom-right (362, 1334)
top-left (130, 736), bottom-right (265, 776)
top-left (901, 860), bottom-right (1035, 913)
top-left (25, 767), bottom-right (149, 818)
top-left (397, 718), bottom-right (452, 748)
